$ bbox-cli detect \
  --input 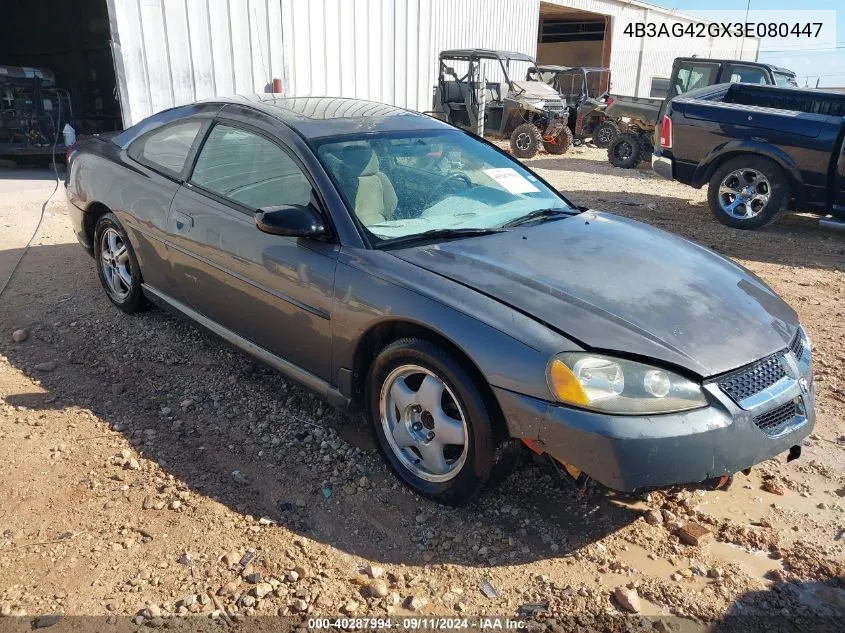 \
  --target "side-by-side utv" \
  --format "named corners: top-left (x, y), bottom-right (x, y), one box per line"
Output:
top-left (431, 49), bottom-right (572, 158)
top-left (526, 65), bottom-right (618, 148)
